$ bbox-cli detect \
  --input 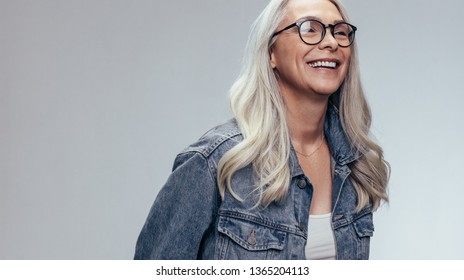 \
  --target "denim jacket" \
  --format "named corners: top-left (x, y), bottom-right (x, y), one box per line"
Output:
top-left (134, 104), bottom-right (374, 260)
